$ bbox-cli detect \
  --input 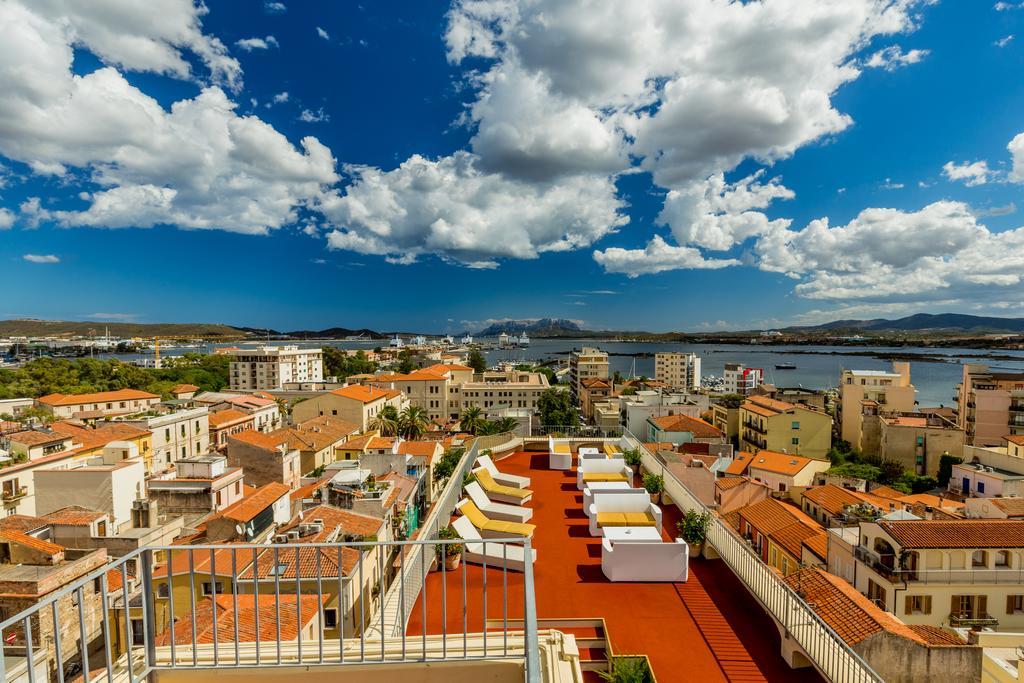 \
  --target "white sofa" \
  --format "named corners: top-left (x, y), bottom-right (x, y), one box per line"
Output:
top-left (476, 454), bottom-right (531, 489)
top-left (465, 481), bottom-right (533, 523)
top-left (453, 516), bottom-right (536, 572)
top-left (576, 457), bottom-right (631, 491)
top-left (587, 489), bottom-right (662, 536)
top-left (601, 538), bottom-right (688, 582)
top-left (548, 436), bottom-right (572, 470)
top-left (583, 482), bottom-right (634, 515)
